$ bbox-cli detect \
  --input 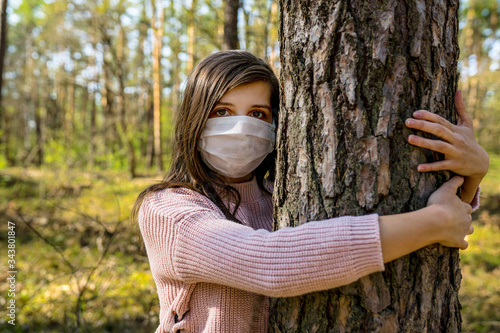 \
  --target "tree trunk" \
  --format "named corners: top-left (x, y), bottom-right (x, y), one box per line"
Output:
top-left (270, 0), bottom-right (461, 332)
top-left (138, 0), bottom-right (152, 168)
top-left (68, 69), bottom-right (76, 135)
top-left (115, 24), bottom-right (137, 178)
top-left (462, 0), bottom-right (478, 128)
top-left (89, 84), bottom-right (96, 169)
top-left (151, 0), bottom-right (164, 171)
top-left (33, 71), bottom-right (43, 166)
top-left (243, 7), bottom-right (251, 50)
top-left (145, 100), bottom-right (154, 169)
top-left (268, 0), bottom-right (279, 75)
top-left (101, 54), bottom-right (119, 163)
top-left (186, 0), bottom-right (197, 74)
top-left (4, 107), bottom-right (12, 165)
top-left (264, 0), bottom-right (275, 59)
top-left (223, 0), bottom-right (239, 50)
top-left (88, 40), bottom-right (98, 169)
